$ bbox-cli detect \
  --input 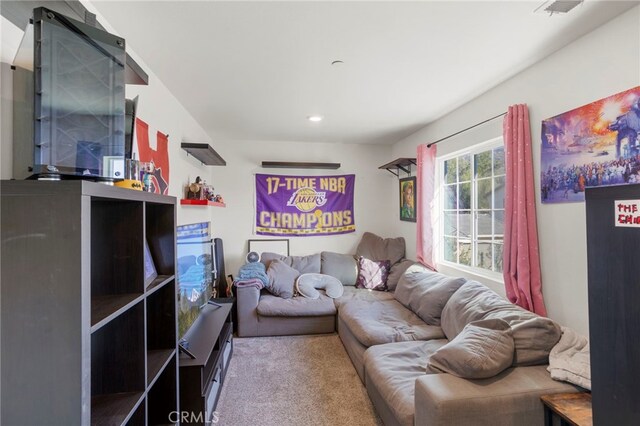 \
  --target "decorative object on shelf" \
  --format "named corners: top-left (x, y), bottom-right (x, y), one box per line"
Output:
top-left (144, 239), bottom-right (158, 284)
top-left (399, 176), bottom-right (417, 222)
top-left (261, 161), bottom-right (340, 169)
top-left (181, 142), bottom-right (226, 166)
top-left (541, 85), bottom-right (640, 204)
top-left (186, 176), bottom-right (204, 200)
top-left (135, 118), bottom-right (170, 195)
top-left (183, 176), bottom-right (225, 205)
top-left (379, 158), bottom-right (417, 177)
top-left (255, 174), bottom-right (355, 236)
